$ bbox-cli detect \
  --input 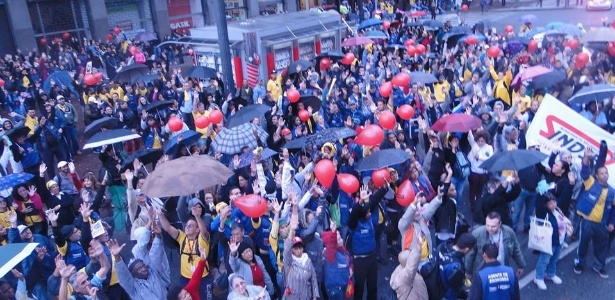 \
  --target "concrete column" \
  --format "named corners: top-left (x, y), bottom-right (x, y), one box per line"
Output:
top-left (5, 0), bottom-right (36, 52)
top-left (150, 0), bottom-right (172, 37)
top-left (248, 0), bottom-right (260, 18)
top-left (284, 0), bottom-right (298, 12)
top-left (85, 0), bottom-right (109, 40)
top-left (203, 0), bottom-right (216, 26)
